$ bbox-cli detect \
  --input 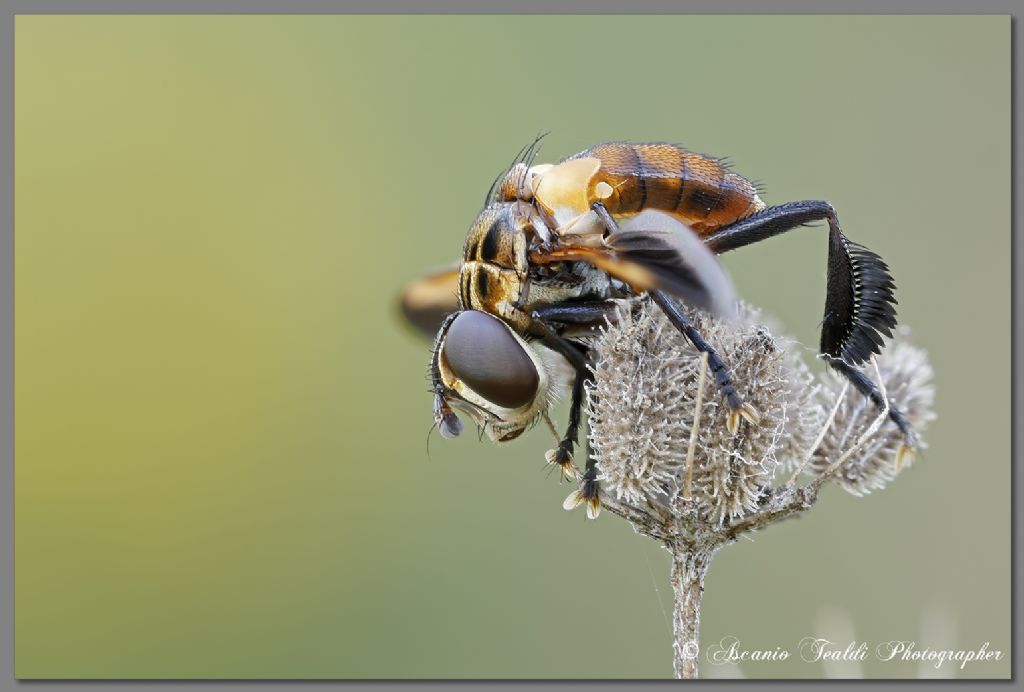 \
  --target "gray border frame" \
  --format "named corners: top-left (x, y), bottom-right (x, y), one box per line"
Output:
top-left (1, 2), bottom-right (1017, 690)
